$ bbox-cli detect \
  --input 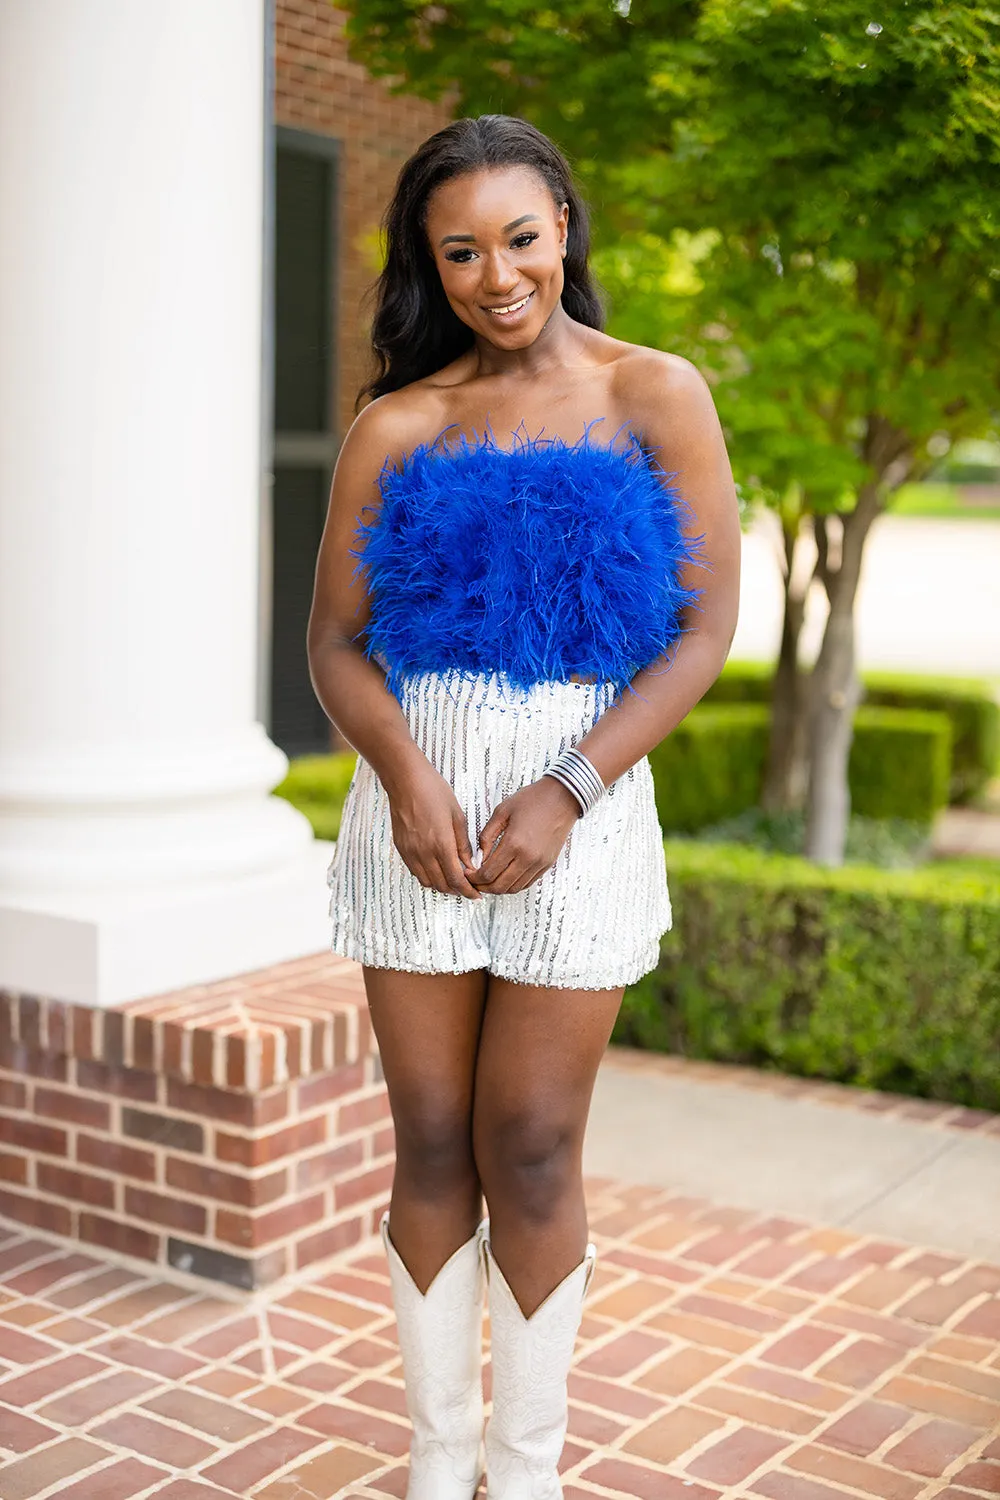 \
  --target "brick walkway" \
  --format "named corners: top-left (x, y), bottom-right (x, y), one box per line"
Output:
top-left (2, 1180), bottom-right (999, 1499)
